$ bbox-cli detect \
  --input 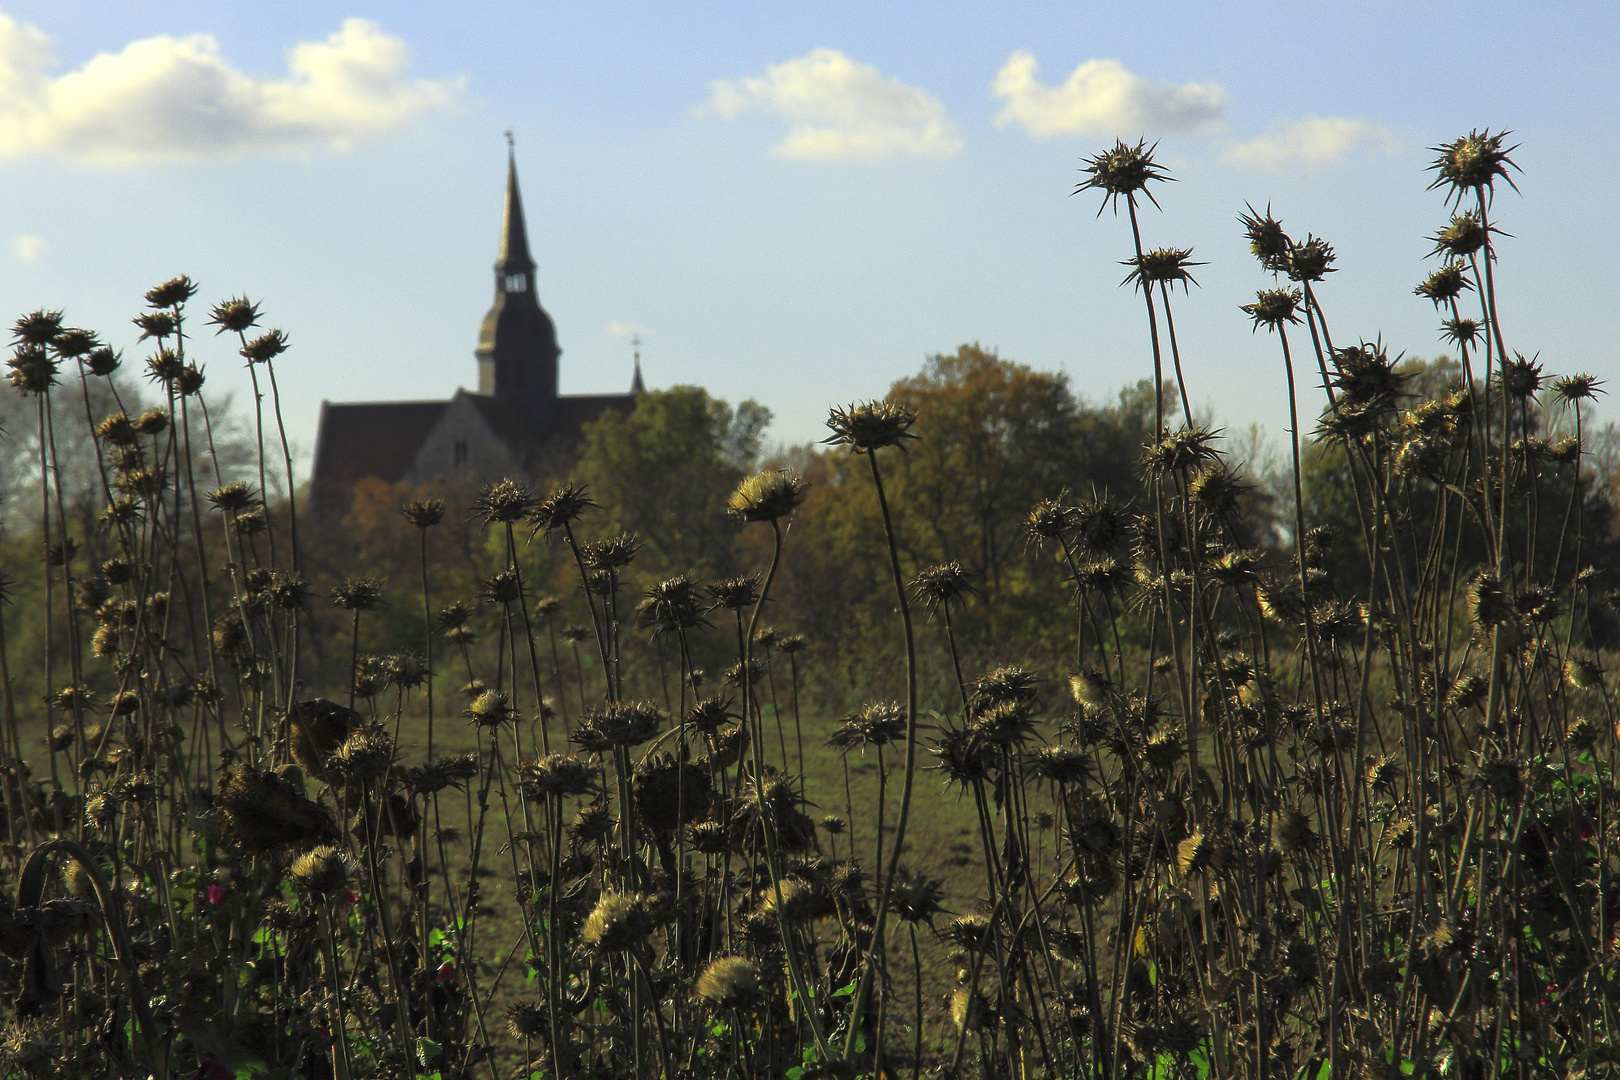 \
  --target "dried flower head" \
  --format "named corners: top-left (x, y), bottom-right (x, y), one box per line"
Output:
top-left (464, 689), bottom-right (519, 729)
top-left (1122, 247), bottom-right (1203, 293)
top-left (240, 329), bottom-right (289, 363)
top-left (582, 892), bottom-right (652, 952)
top-left (85, 347), bottom-right (121, 377)
top-left (1286, 236), bottom-right (1336, 283)
top-left (728, 470), bottom-right (808, 522)
top-left (207, 482), bottom-right (258, 514)
top-left (827, 701), bottom-right (907, 754)
top-left (910, 562), bottom-right (975, 611)
top-left (1238, 204), bottom-right (1291, 273)
top-left (50, 328), bottom-right (99, 359)
top-left (1552, 374), bottom-right (1604, 403)
top-left (402, 497), bottom-right (446, 528)
top-left (574, 701), bottom-right (662, 750)
top-left (640, 575), bottom-right (708, 634)
top-left (1428, 129), bottom-right (1520, 206)
top-left (207, 296), bottom-right (261, 334)
top-left (1502, 354), bottom-right (1543, 400)
top-left (1144, 427), bottom-right (1222, 476)
top-left (694, 956), bottom-right (764, 1009)
top-left (11, 309), bottom-right (64, 346)
top-left (1414, 263), bottom-right (1473, 306)
top-left (474, 478), bottom-right (534, 524)
top-left (1430, 213), bottom-right (1488, 259)
top-left (133, 312), bottom-right (176, 342)
top-left (288, 846), bottom-right (351, 899)
top-left (1241, 288), bottom-right (1302, 331)
top-left (528, 483), bottom-right (597, 536)
top-left (145, 276), bottom-right (198, 309)
top-left (216, 764), bottom-right (337, 853)
top-left (707, 574), bottom-right (760, 612)
top-left (1076, 138), bottom-right (1172, 214)
top-left (825, 400), bottom-right (919, 453)
top-left (330, 578), bottom-right (384, 612)
top-left (7, 345), bottom-right (57, 395)
top-left (579, 533), bottom-right (640, 571)
top-left (522, 753), bottom-right (596, 799)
